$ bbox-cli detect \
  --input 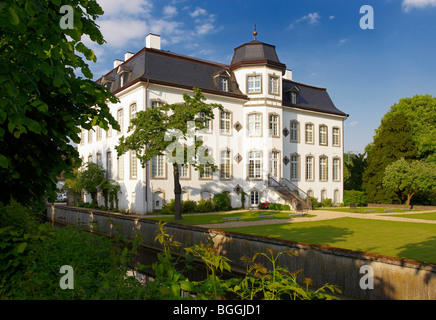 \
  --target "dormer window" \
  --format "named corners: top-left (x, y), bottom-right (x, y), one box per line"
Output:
top-left (289, 86), bottom-right (300, 105)
top-left (120, 72), bottom-right (129, 87)
top-left (101, 76), bottom-right (114, 92)
top-left (105, 82), bottom-right (112, 91)
top-left (220, 77), bottom-right (228, 92)
top-left (291, 92), bottom-right (297, 104)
